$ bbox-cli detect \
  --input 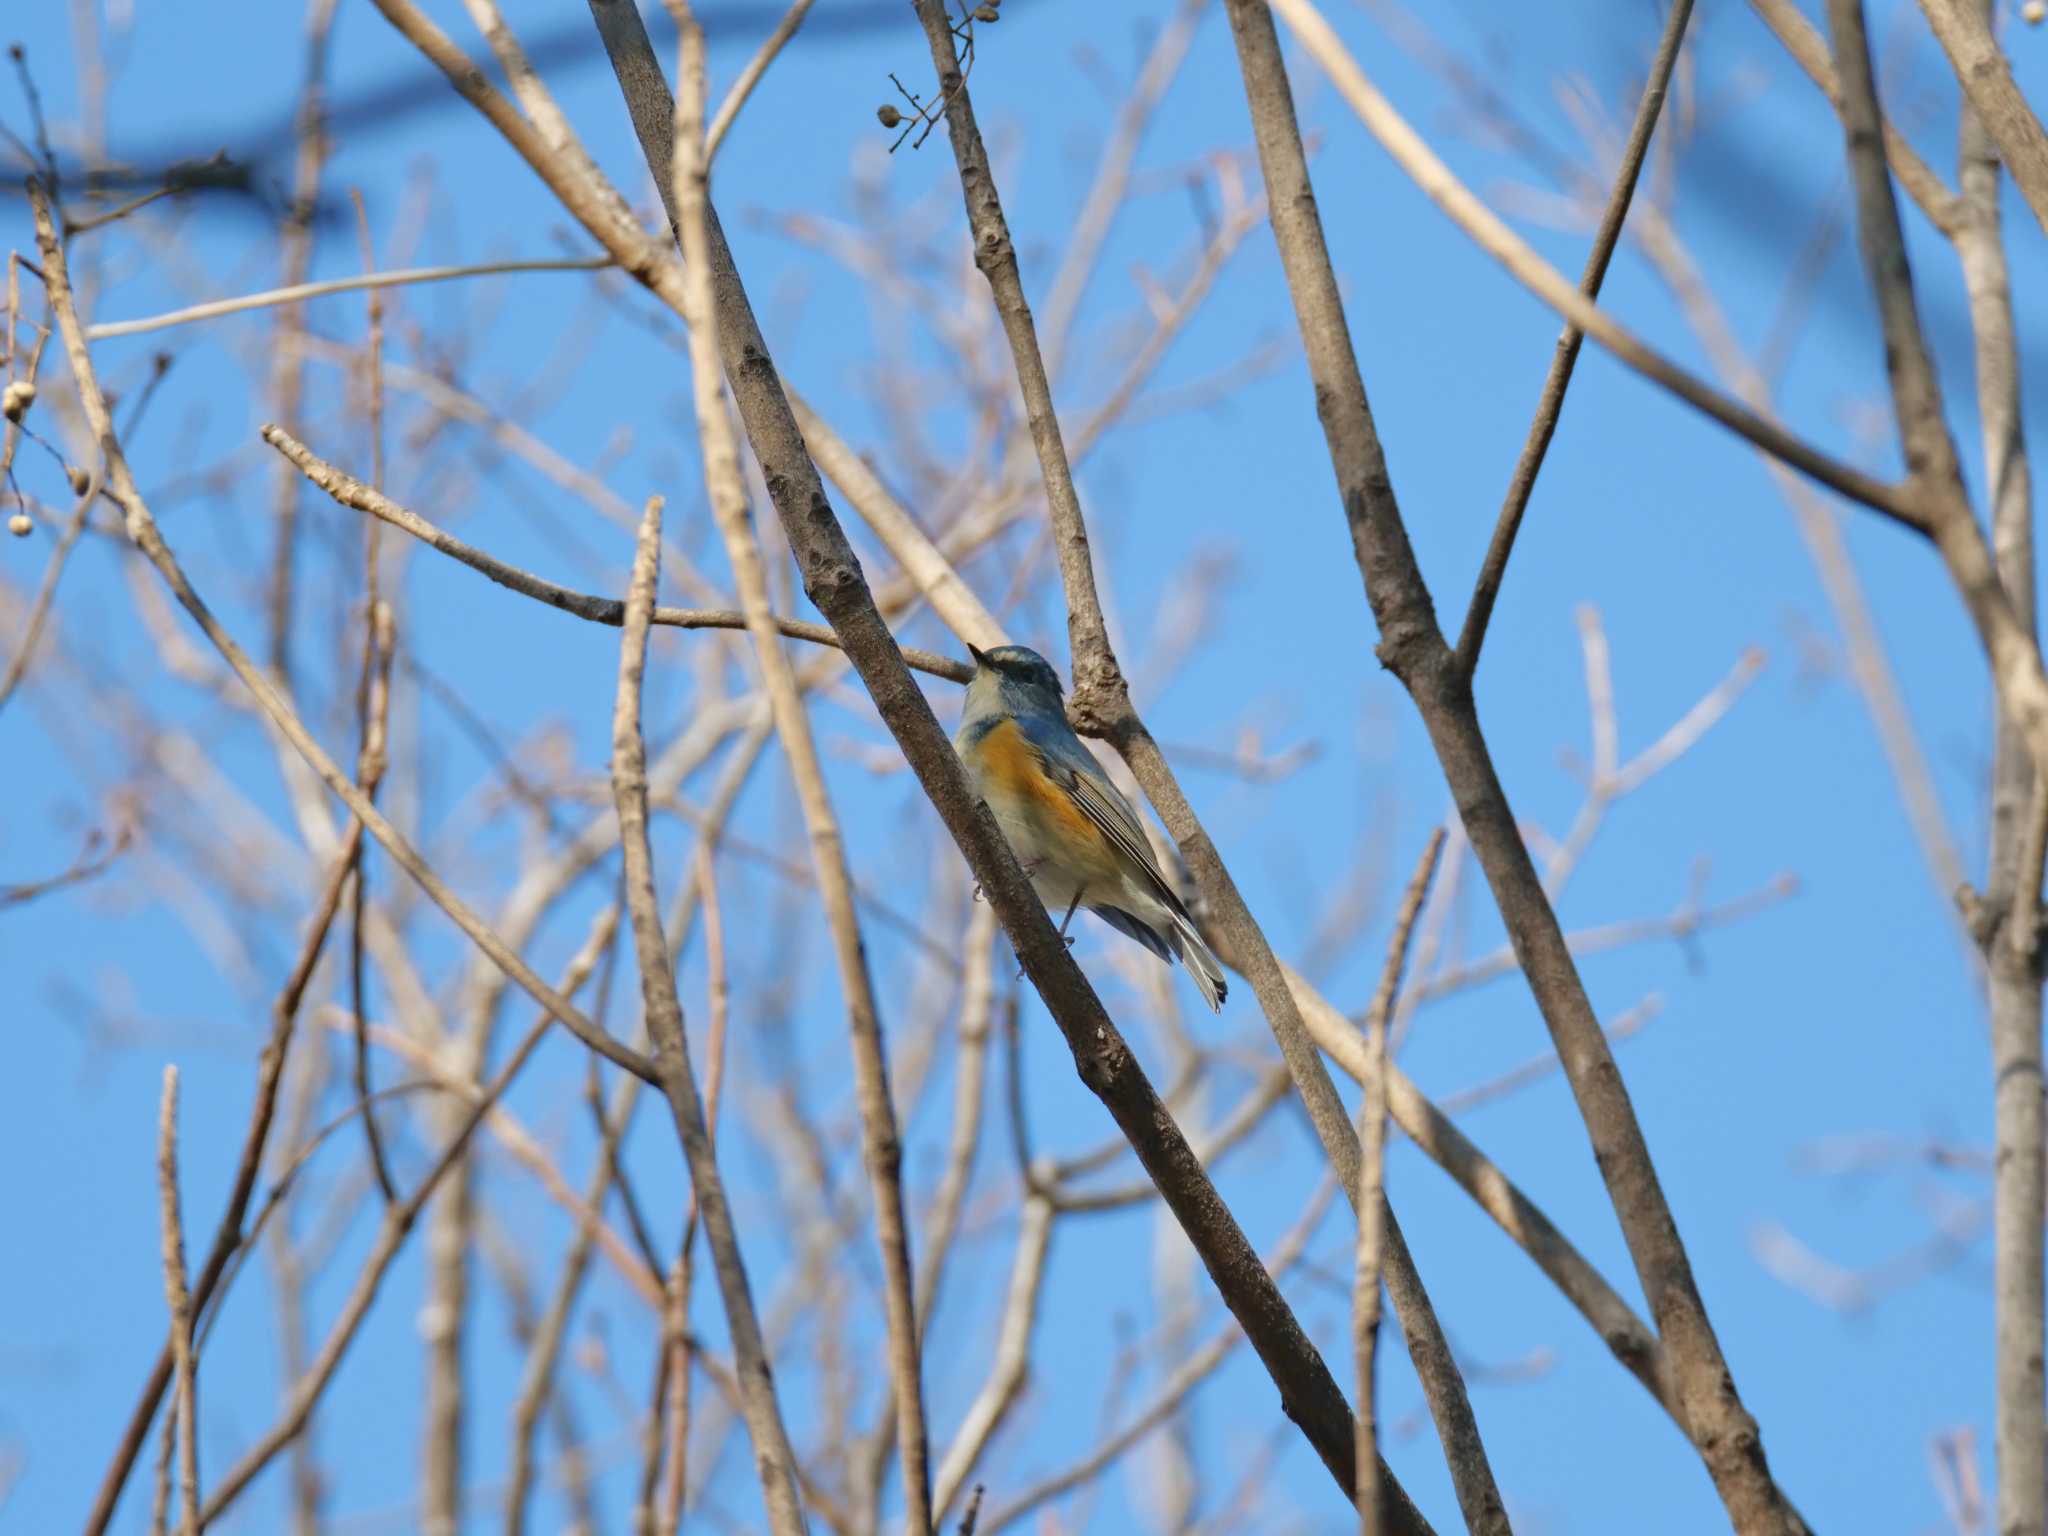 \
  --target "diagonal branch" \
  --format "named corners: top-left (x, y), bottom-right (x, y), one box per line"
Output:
top-left (1822, 0), bottom-right (2048, 802)
top-left (907, 4), bottom-right (1501, 1526)
top-left (668, 5), bottom-right (931, 1526)
top-left (197, 910), bottom-right (620, 1524)
top-left (1453, 0), bottom-right (1694, 678)
top-left (261, 425), bottom-right (972, 681)
top-left (1262, 0), bottom-right (1923, 536)
top-left (156, 1069), bottom-right (200, 1536)
top-left (85, 842), bottom-right (357, 1536)
top-left (1744, 0), bottom-right (1960, 233)
top-left (1276, 955), bottom-right (1678, 1418)
top-left (1914, 0), bottom-right (2048, 239)
top-left (1355, 833), bottom-right (1447, 1536)
top-left (609, 493), bottom-right (808, 1535)
top-left (1215, 4), bottom-right (1809, 1530)
top-left (565, 1), bottom-right (1427, 1521)
top-left (1954, 12), bottom-right (2048, 1525)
